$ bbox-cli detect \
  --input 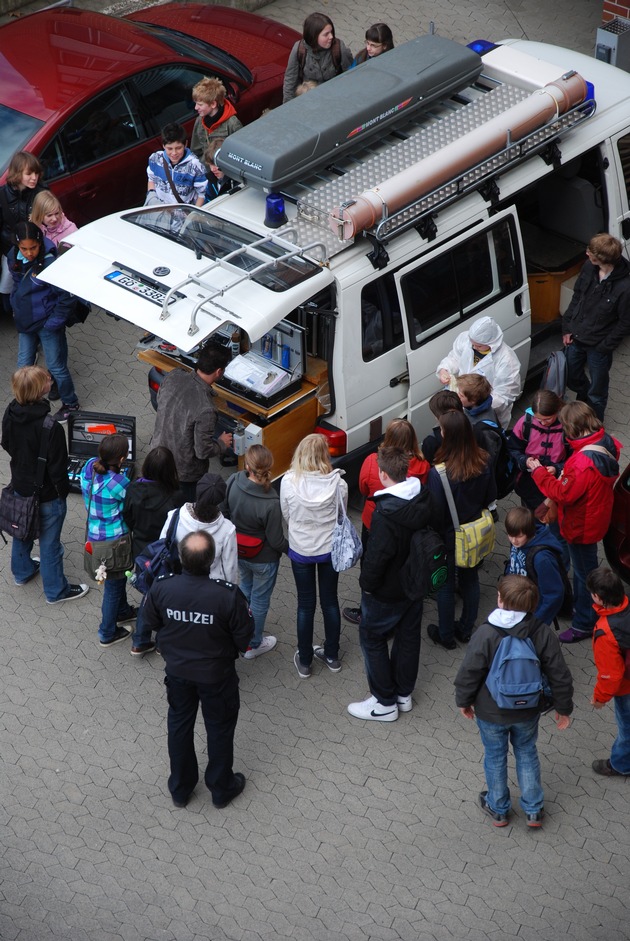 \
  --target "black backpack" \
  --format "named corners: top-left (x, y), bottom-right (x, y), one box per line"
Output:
top-left (481, 418), bottom-right (518, 499)
top-left (400, 526), bottom-right (448, 601)
top-left (525, 544), bottom-right (574, 623)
